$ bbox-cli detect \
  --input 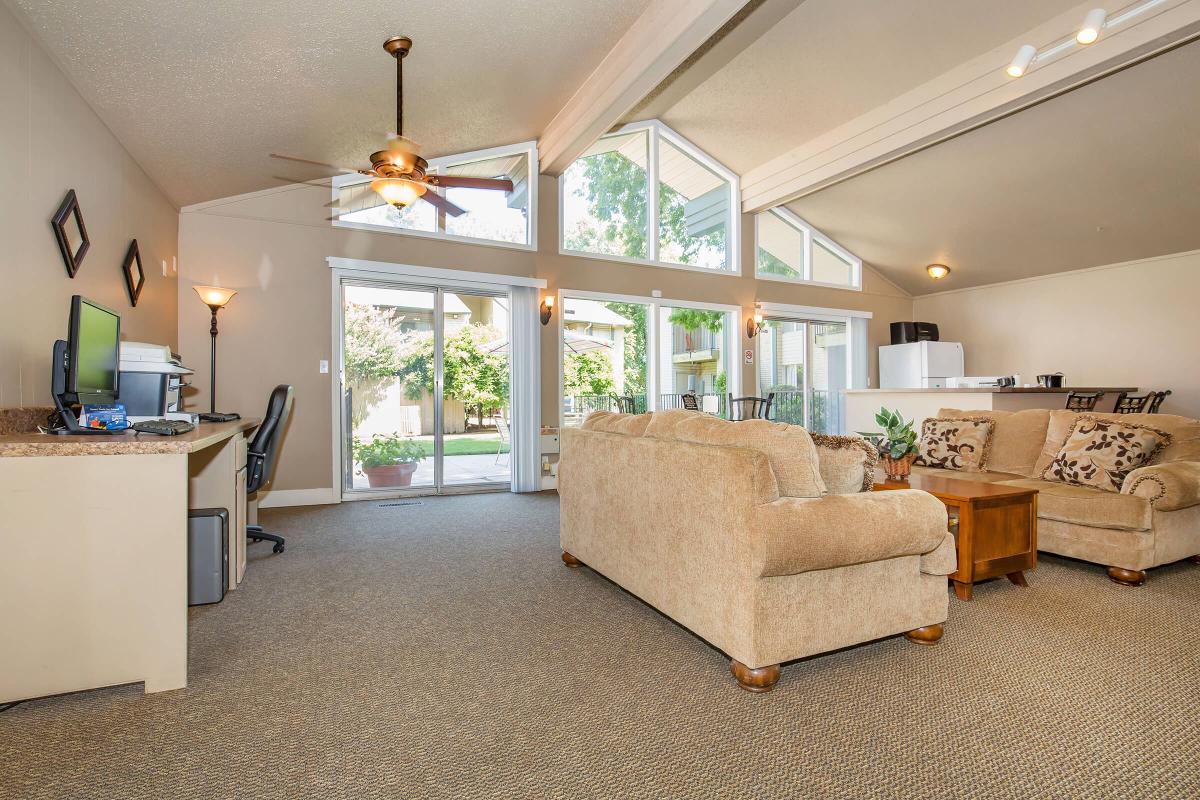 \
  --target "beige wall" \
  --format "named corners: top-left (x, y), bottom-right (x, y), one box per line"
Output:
top-left (913, 251), bottom-right (1199, 418)
top-left (0, 5), bottom-right (178, 407)
top-left (179, 175), bottom-right (910, 493)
